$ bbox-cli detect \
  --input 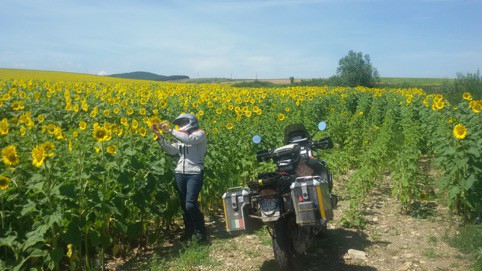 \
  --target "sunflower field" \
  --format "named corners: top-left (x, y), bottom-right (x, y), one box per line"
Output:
top-left (0, 75), bottom-right (481, 270)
